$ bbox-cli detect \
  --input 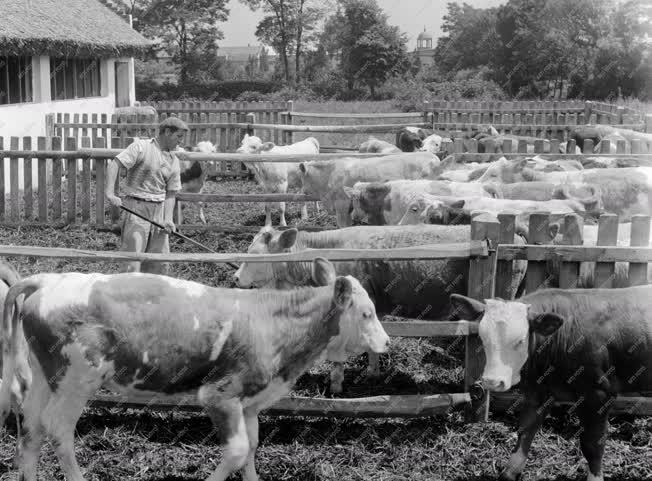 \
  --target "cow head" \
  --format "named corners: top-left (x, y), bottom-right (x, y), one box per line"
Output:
top-left (450, 294), bottom-right (564, 391)
top-left (396, 129), bottom-right (423, 152)
top-left (233, 227), bottom-right (306, 289)
top-left (343, 186), bottom-right (364, 223)
top-left (424, 199), bottom-right (466, 225)
top-left (311, 258), bottom-right (389, 358)
top-left (397, 197), bottom-right (430, 225)
top-left (419, 134), bottom-right (443, 154)
top-left (236, 134), bottom-right (264, 154)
